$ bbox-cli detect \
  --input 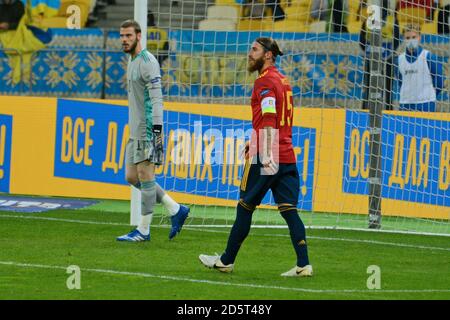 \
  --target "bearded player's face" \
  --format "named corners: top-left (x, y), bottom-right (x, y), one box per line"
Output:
top-left (120, 27), bottom-right (140, 54)
top-left (247, 41), bottom-right (266, 73)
